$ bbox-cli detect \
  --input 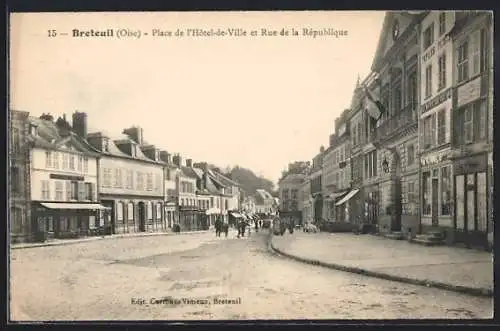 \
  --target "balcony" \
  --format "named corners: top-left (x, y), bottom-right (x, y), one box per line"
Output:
top-left (373, 104), bottom-right (417, 144)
